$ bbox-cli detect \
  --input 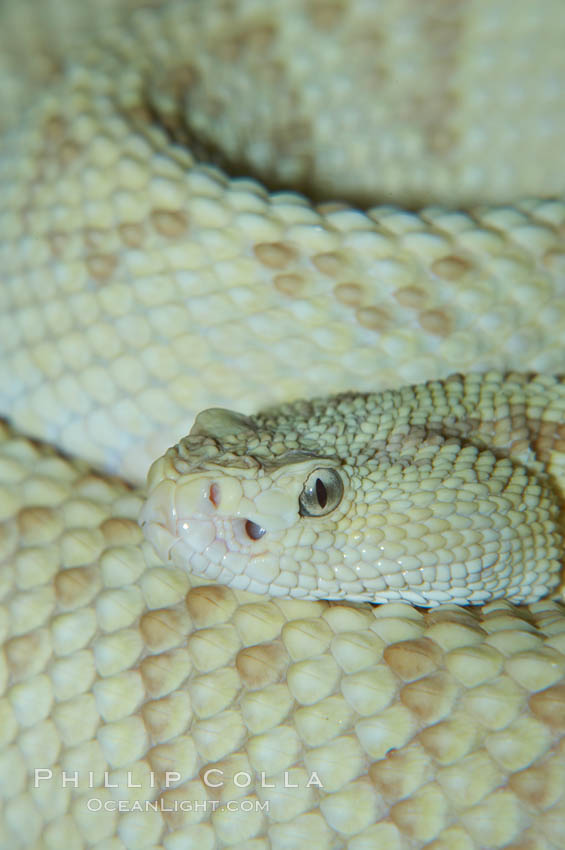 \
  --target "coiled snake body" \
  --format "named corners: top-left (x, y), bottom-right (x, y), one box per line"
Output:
top-left (0, 2), bottom-right (565, 848)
